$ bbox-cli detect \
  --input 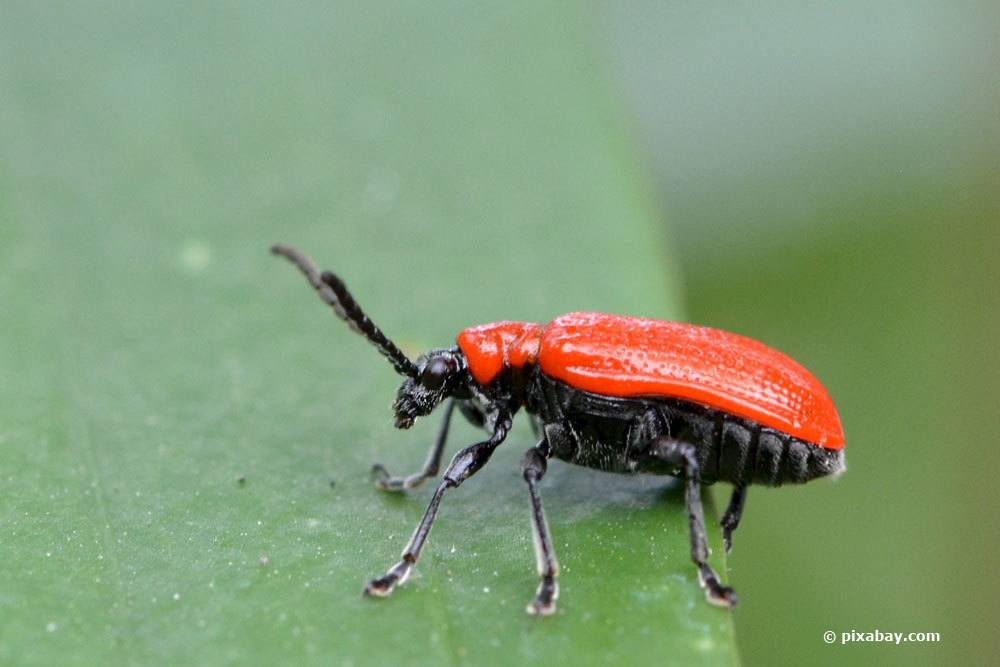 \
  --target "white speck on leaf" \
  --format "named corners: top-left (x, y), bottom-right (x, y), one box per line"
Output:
top-left (179, 240), bottom-right (212, 273)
